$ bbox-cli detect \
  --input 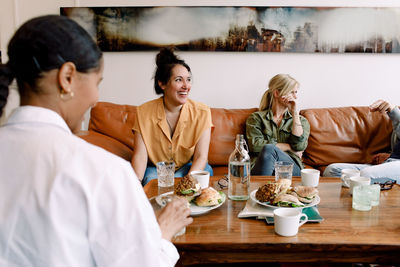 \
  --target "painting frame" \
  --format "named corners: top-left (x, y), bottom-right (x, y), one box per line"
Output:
top-left (61, 6), bottom-right (400, 53)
